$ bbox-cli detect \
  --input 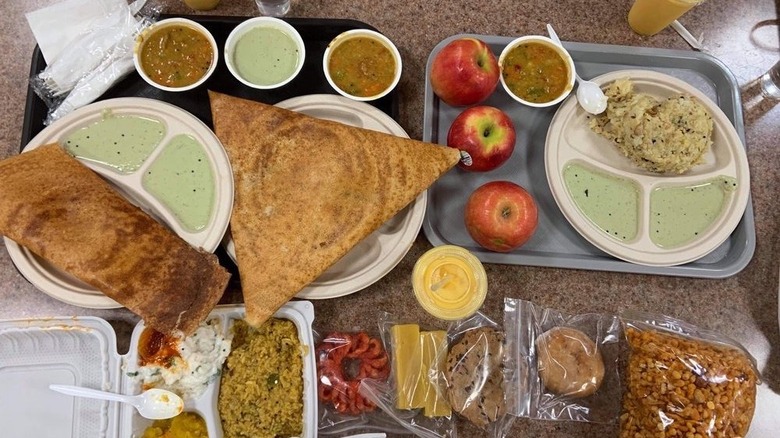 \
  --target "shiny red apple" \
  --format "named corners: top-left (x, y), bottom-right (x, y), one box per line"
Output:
top-left (447, 106), bottom-right (516, 172)
top-left (430, 38), bottom-right (499, 106)
top-left (464, 181), bottom-right (538, 252)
